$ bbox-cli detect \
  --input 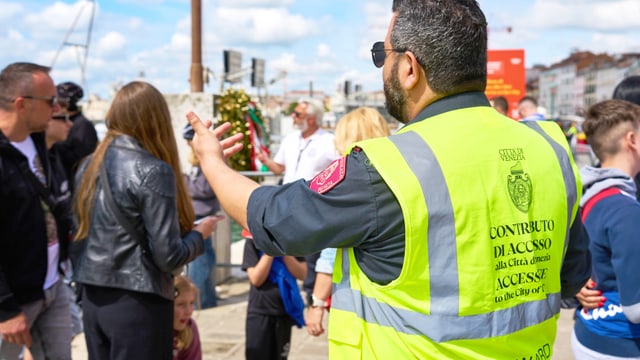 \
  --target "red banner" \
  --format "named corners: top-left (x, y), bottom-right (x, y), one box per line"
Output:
top-left (486, 49), bottom-right (525, 119)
